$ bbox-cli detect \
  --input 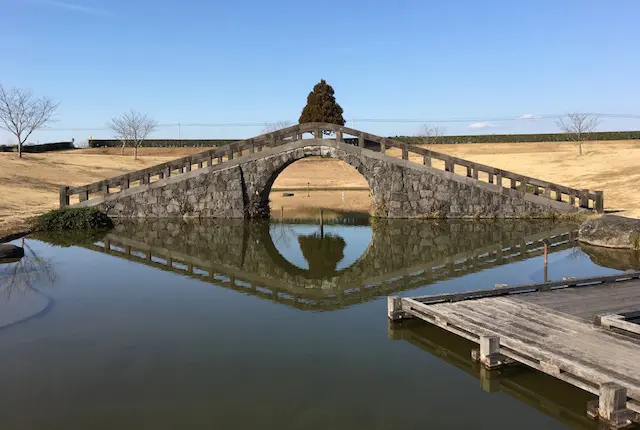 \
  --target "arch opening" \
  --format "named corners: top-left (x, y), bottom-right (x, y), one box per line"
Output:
top-left (265, 155), bottom-right (372, 220)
